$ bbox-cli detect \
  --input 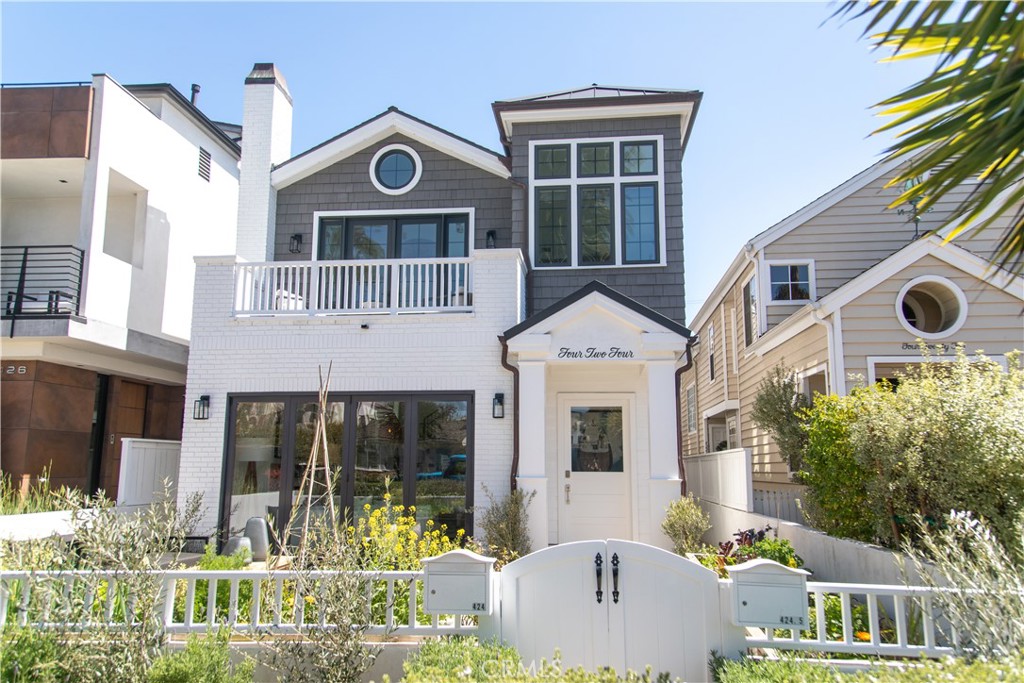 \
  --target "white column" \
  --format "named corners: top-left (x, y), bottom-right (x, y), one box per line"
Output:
top-left (647, 359), bottom-right (679, 479)
top-left (516, 359), bottom-right (549, 550)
